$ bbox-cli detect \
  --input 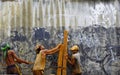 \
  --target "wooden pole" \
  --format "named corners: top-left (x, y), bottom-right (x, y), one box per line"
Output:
top-left (57, 30), bottom-right (68, 75)
top-left (62, 30), bottom-right (68, 75)
top-left (57, 44), bottom-right (64, 75)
